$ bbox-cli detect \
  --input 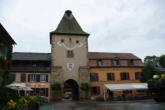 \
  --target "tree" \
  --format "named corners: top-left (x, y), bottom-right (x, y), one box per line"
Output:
top-left (159, 55), bottom-right (165, 68)
top-left (142, 56), bottom-right (157, 82)
top-left (144, 55), bottom-right (159, 65)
